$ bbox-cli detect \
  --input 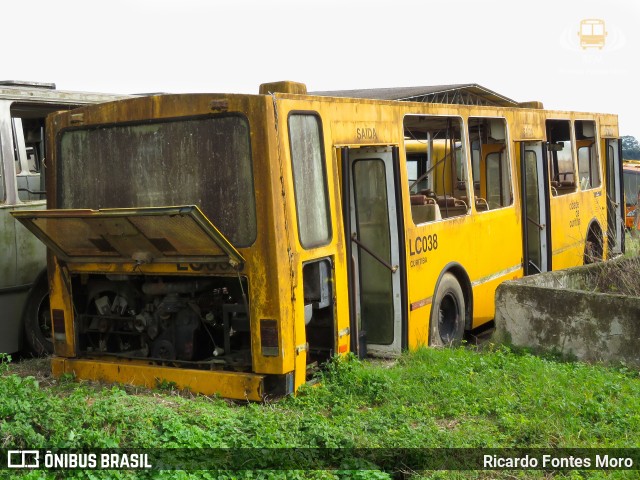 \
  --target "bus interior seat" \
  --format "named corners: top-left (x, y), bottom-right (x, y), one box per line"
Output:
top-left (557, 180), bottom-right (576, 194)
top-left (417, 190), bottom-right (468, 218)
top-left (410, 194), bottom-right (441, 223)
top-left (436, 195), bottom-right (468, 218)
top-left (474, 197), bottom-right (489, 212)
